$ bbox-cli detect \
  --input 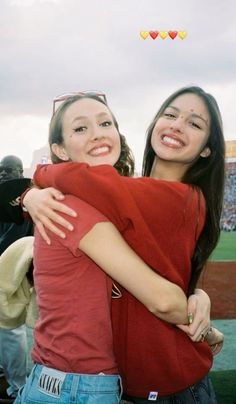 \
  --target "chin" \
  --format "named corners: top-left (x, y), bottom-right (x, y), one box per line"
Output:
top-left (93, 157), bottom-right (117, 166)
